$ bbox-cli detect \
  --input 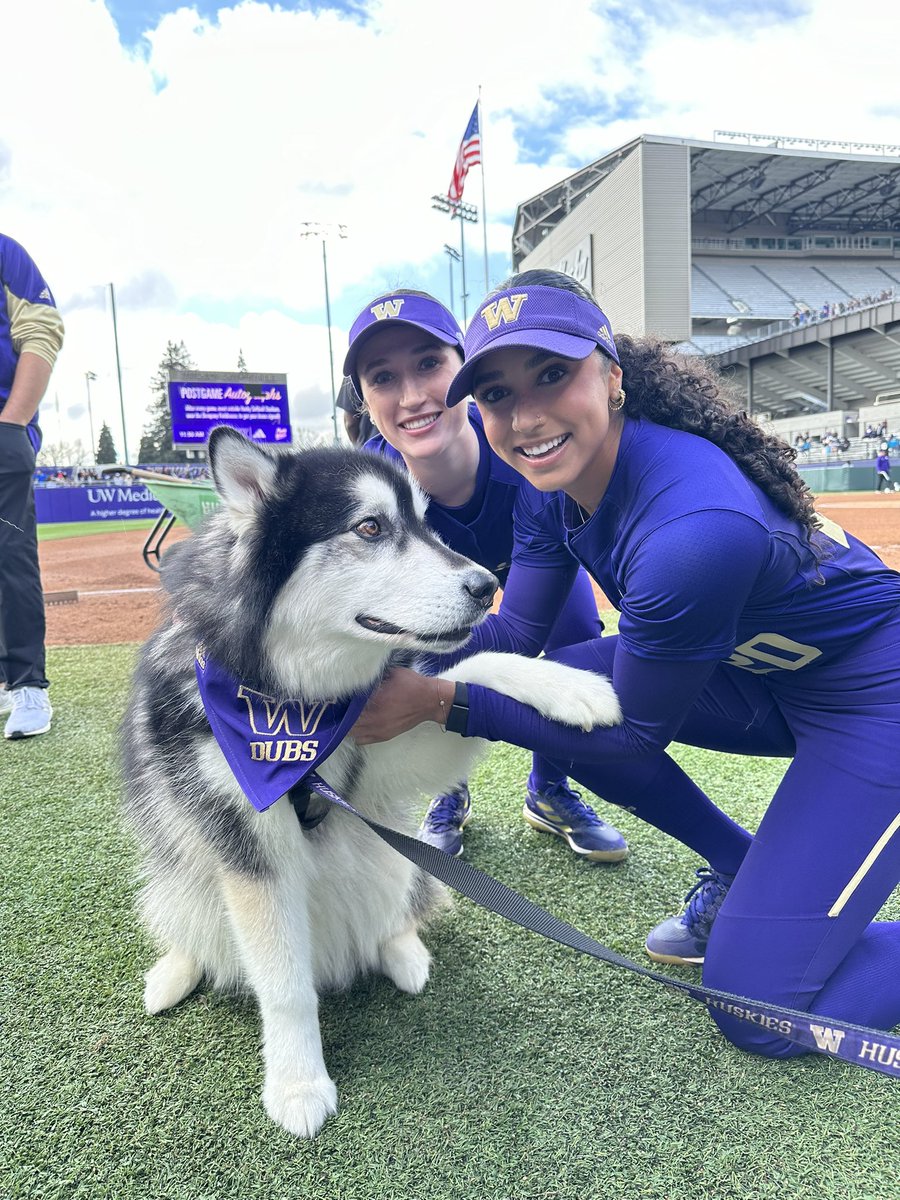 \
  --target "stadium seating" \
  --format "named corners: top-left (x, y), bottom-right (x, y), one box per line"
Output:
top-left (692, 257), bottom-right (900, 321)
top-left (690, 265), bottom-right (737, 317)
top-left (694, 260), bottom-right (794, 319)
